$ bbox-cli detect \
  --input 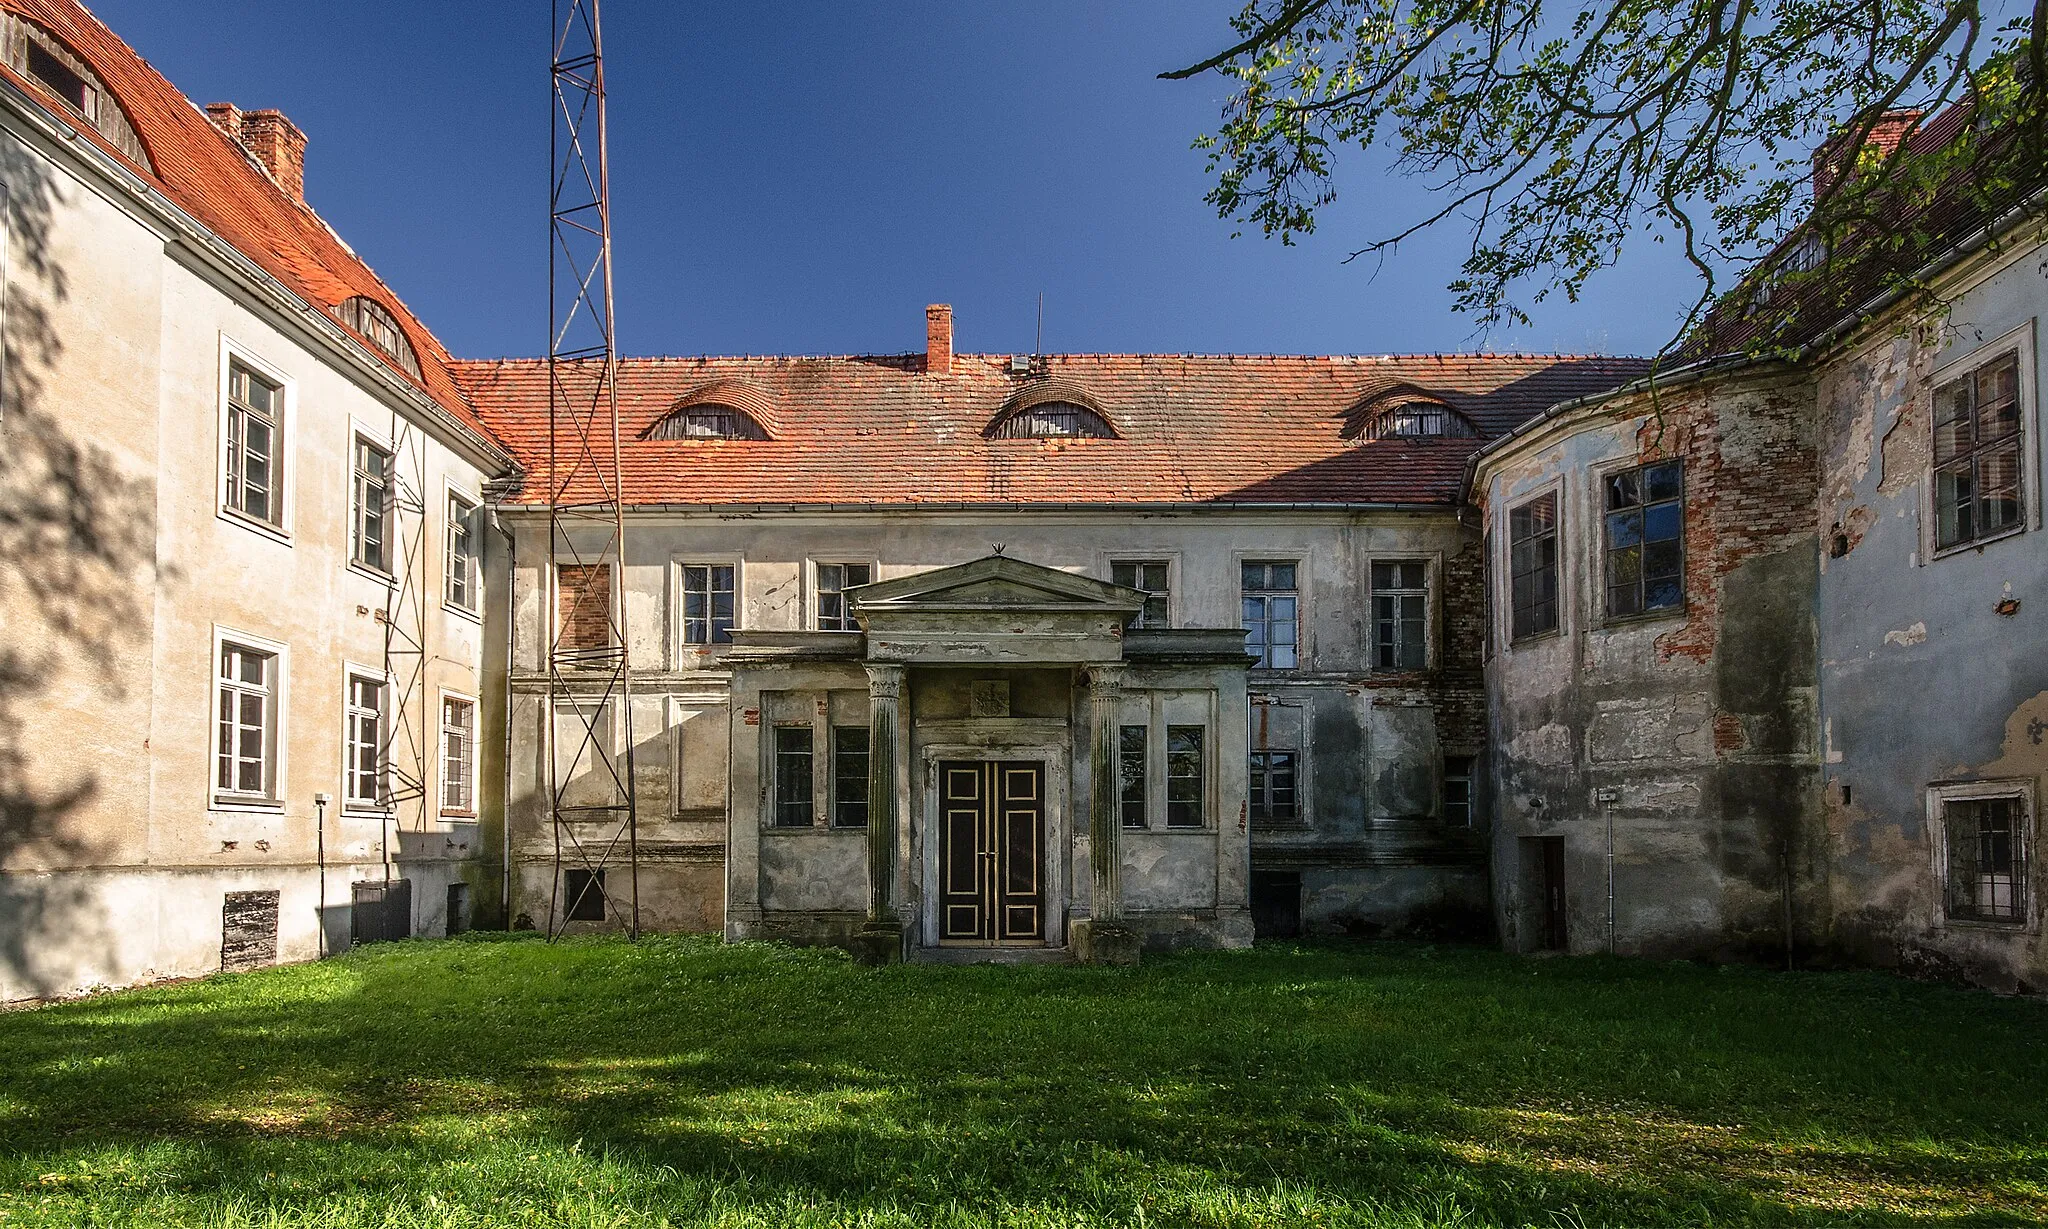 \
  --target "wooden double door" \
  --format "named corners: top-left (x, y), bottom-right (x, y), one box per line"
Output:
top-left (938, 760), bottom-right (1045, 944)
